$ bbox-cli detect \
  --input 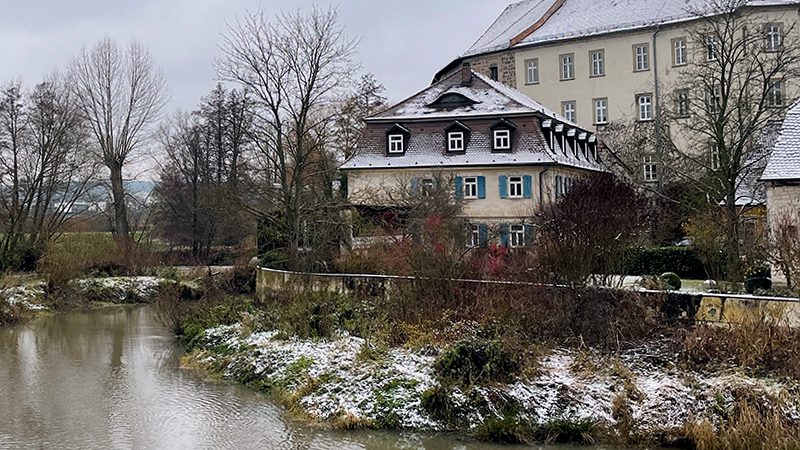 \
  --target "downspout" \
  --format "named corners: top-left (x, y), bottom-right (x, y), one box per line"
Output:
top-left (653, 24), bottom-right (663, 191)
top-left (539, 165), bottom-right (550, 211)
